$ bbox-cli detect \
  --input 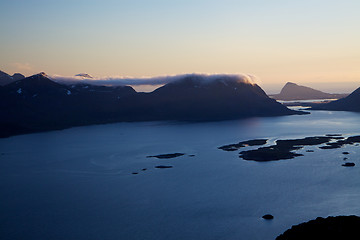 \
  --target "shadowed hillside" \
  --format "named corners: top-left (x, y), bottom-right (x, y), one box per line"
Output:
top-left (312, 86), bottom-right (360, 112)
